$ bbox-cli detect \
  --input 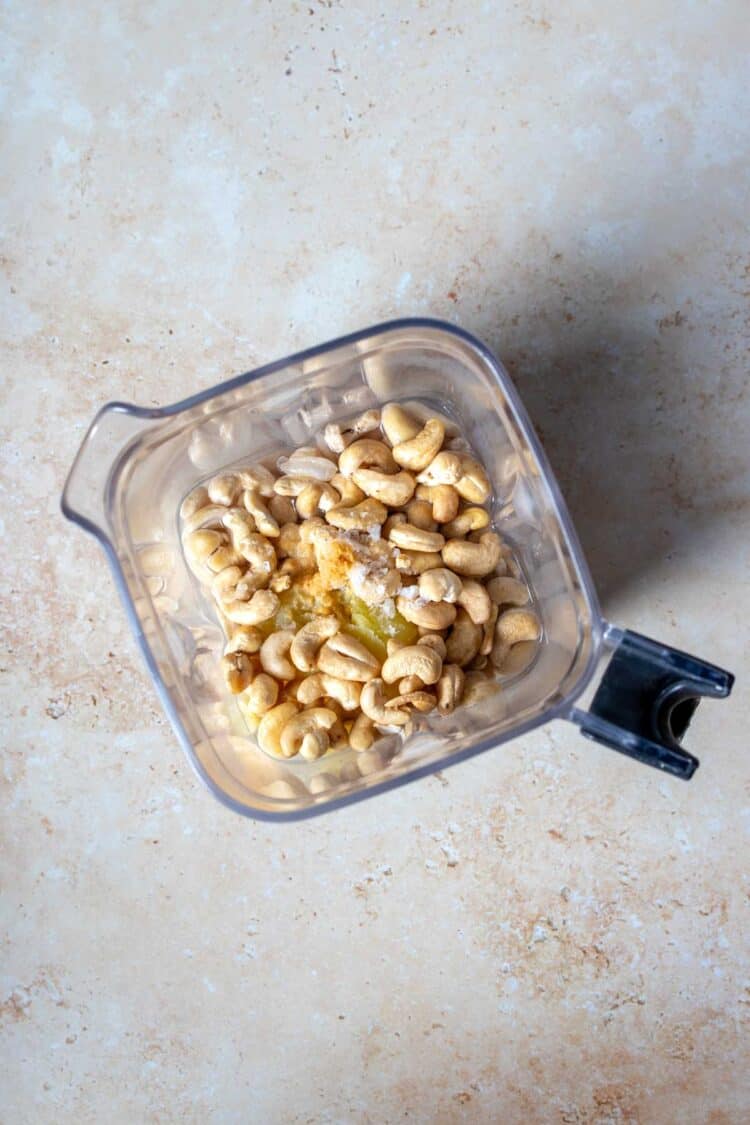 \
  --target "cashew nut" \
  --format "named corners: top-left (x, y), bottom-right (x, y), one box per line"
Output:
top-left (273, 475), bottom-right (315, 497)
top-left (237, 464), bottom-right (277, 497)
top-left (442, 532), bottom-right (501, 577)
top-left (295, 482), bottom-right (340, 519)
top-left (445, 608), bottom-right (483, 667)
top-left (456, 578), bottom-right (492, 625)
top-left (182, 504), bottom-right (234, 535)
top-left (462, 672), bottom-right (500, 706)
top-left (259, 629), bottom-right (296, 679)
top-left (221, 651), bottom-right (256, 694)
top-left (257, 700), bottom-right (299, 756)
top-left (385, 690), bottom-right (436, 714)
top-left (268, 494), bottom-right (297, 525)
top-left (280, 707), bottom-right (339, 760)
top-left (211, 564), bottom-right (247, 602)
top-left (405, 498), bottom-right (438, 531)
top-left (296, 672), bottom-right (362, 712)
top-left (455, 456), bottom-right (491, 503)
top-left (388, 523), bottom-right (445, 553)
top-left (224, 628), bottom-right (263, 655)
top-left (352, 468), bottom-right (416, 507)
top-left (392, 418), bottom-right (445, 472)
top-left (240, 672), bottom-right (279, 715)
top-left (398, 674), bottom-right (423, 694)
top-left (330, 472), bottom-right (366, 507)
top-left (183, 529), bottom-right (224, 567)
top-left (394, 550), bottom-right (444, 575)
top-left (396, 595), bottom-right (456, 631)
top-left (442, 506), bottom-right (490, 538)
top-left (381, 402), bottom-right (421, 445)
top-left (437, 664), bottom-right (465, 715)
top-left (418, 567), bottom-right (463, 603)
top-left (324, 409), bottom-right (381, 453)
top-left (290, 616), bottom-right (340, 673)
top-left (487, 576), bottom-right (530, 606)
top-left (491, 608), bottom-right (541, 669)
top-left (179, 486), bottom-right (209, 520)
top-left (205, 543), bottom-right (243, 574)
top-left (207, 473), bottom-right (242, 506)
top-left (338, 439), bottom-right (397, 477)
top-left (223, 589), bottom-right (280, 626)
top-left (243, 487), bottom-right (280, 537)
top-left (349, 712), bottom-right (376, 751)
top-left (360, 678), bottom-right (410, 726)
top-left (415, 451), bottom-right (463, 486)
top-left (480, 604), bottom-right (500, 656)
top-left (317, 633), bottom-right (381, 681)
top-left (417, 634), bottom-right (448, 660)
top-left (381, 644), bottom-right (443, 686)
top-left (326, 498), bottom-right (388, 531)
top-left (416, 483), bottom-right (460, 524)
